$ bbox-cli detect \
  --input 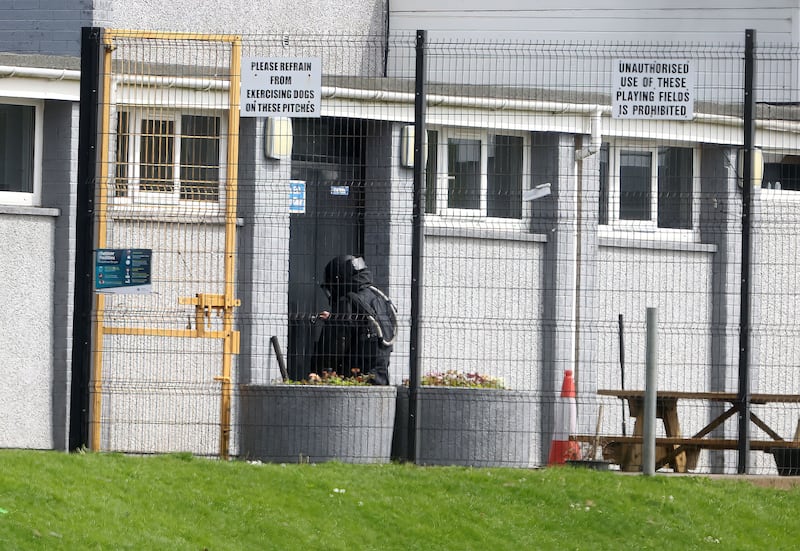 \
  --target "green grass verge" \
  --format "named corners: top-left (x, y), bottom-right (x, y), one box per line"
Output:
top-left (1, 449), bottom-right (798, 550)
